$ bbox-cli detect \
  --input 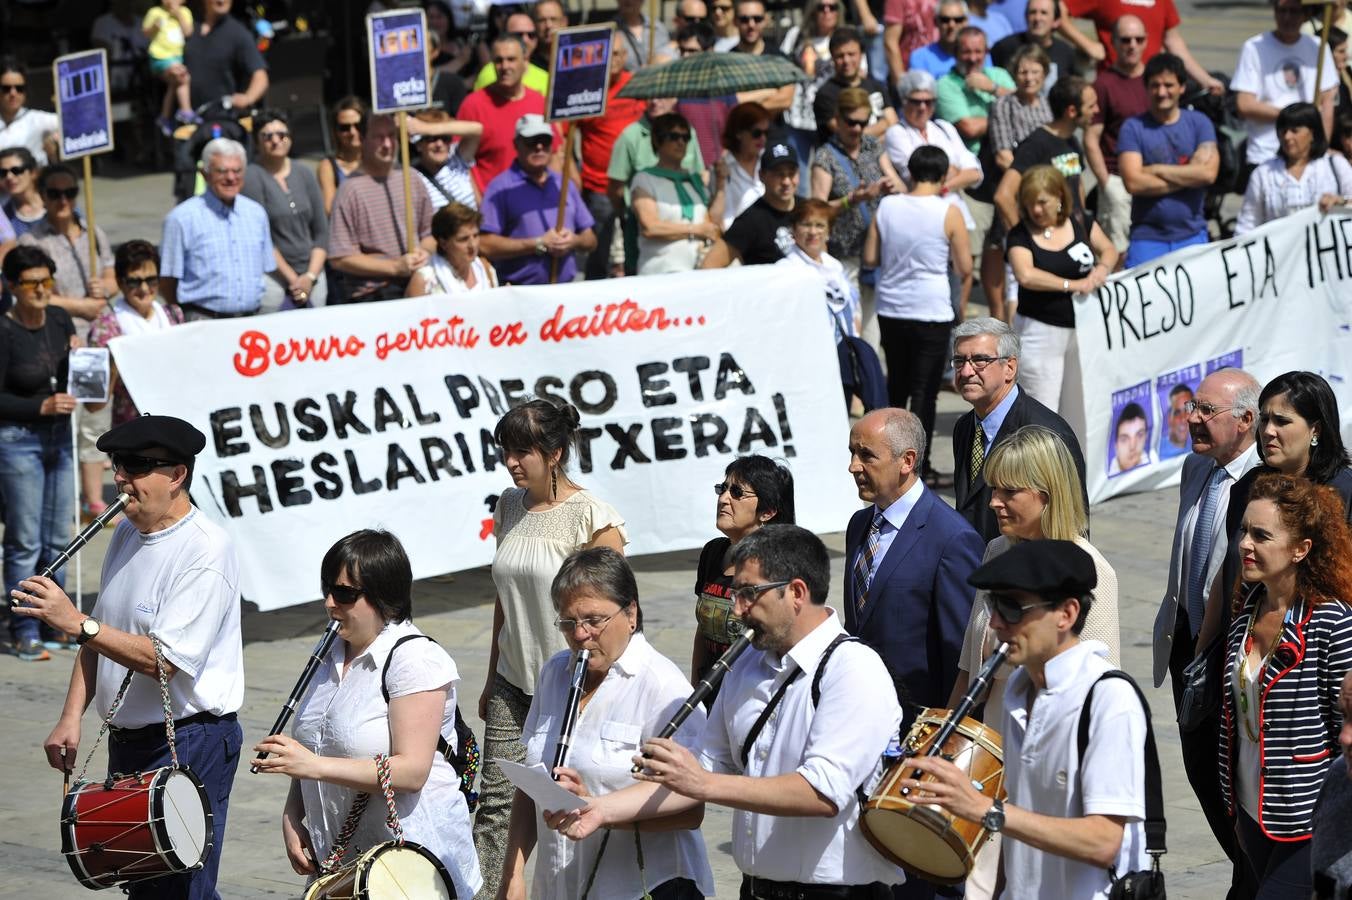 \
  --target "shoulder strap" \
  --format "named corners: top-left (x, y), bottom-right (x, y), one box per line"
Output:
top-left (1077, 670), bottom-right (1166, 858)
top-left (812, 633), bottom-right (858, 706)
top-left (382, 633), bottom-right (453, 760)
top-left (739, 667), bottom-right (802, 768)
top-left (823, 142), bottom-right (874, 231)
